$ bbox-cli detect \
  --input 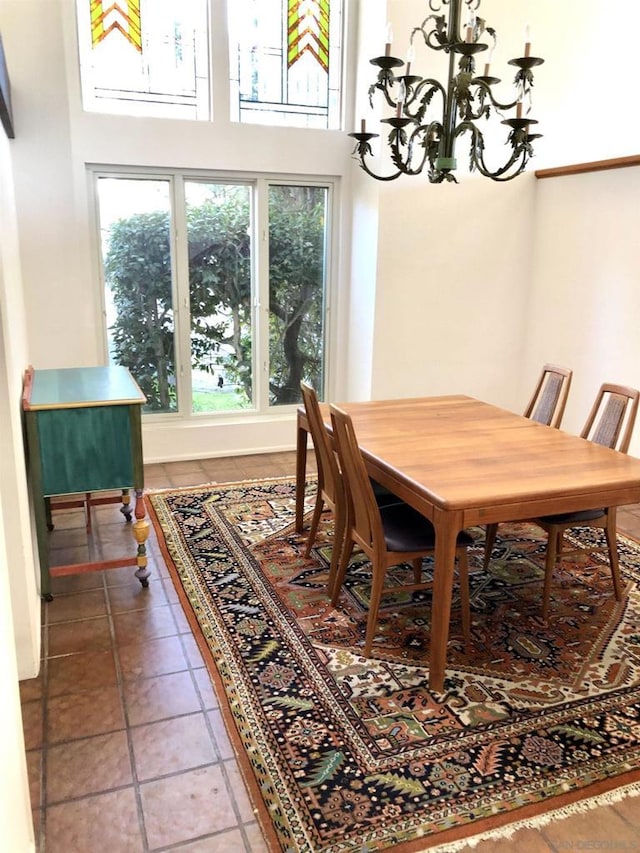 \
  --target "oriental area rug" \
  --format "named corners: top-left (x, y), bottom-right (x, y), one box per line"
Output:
top-left (147, 478), bottom-right (640, 853)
